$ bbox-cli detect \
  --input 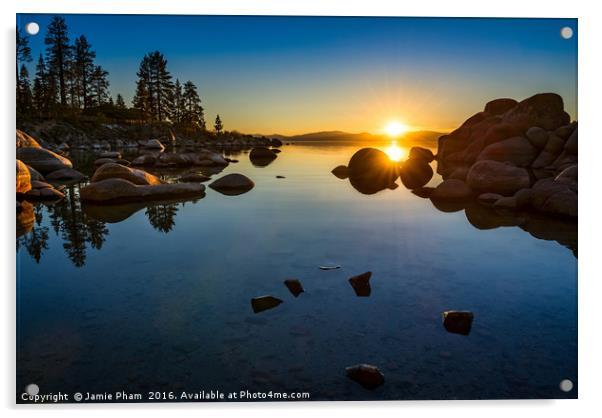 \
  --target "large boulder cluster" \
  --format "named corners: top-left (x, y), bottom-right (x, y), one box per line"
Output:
top-left (435, 93), bottom-right (576, 218)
